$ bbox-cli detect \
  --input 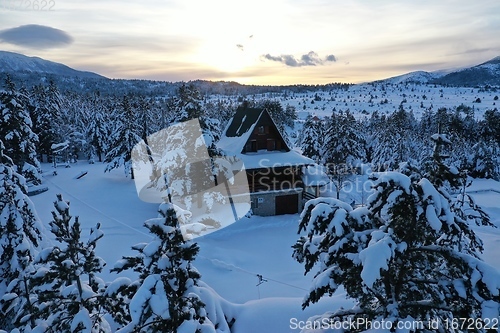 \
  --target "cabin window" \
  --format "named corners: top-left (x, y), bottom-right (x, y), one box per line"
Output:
top-left (257, 126), bottom-right (265, 134)
top-left (245, 141), bottom-right (258, 153)
top-left (276, 140), bottom-right (282, 150)
top-left (250, 140), bottom-right (257, 152)
top-left (267, 139), bottom-right (275, 151)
